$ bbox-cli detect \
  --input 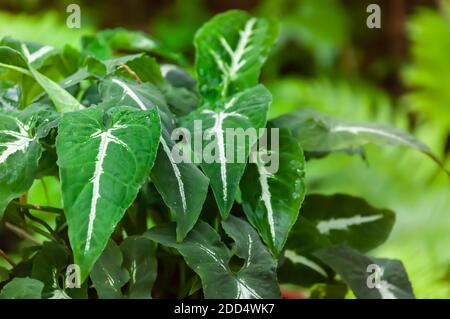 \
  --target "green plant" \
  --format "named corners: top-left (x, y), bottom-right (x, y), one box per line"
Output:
top-left (0, 10), bottom-right (445, 299)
